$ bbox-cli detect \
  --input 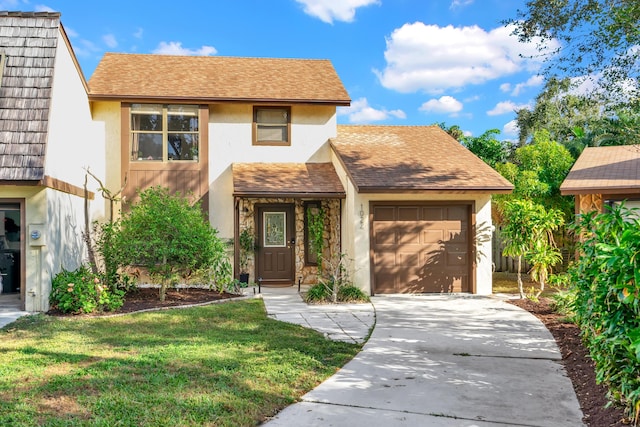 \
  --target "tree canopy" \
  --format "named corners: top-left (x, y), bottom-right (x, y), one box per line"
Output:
top-left (507, 0), bottom-right (640, 102)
